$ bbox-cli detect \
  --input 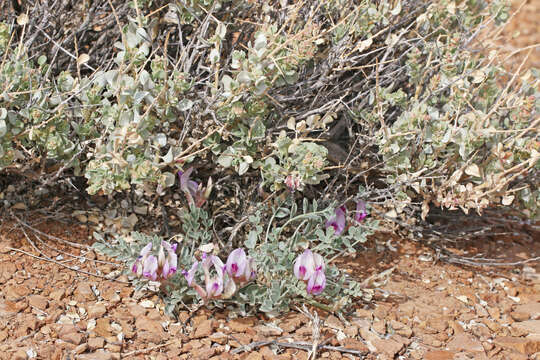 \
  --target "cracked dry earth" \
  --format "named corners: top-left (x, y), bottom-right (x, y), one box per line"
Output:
top-left (0, 218), bottom-right (539, 360)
